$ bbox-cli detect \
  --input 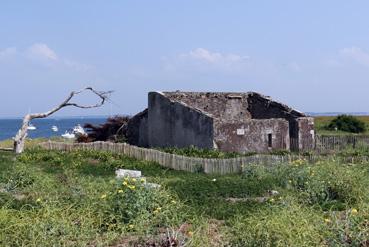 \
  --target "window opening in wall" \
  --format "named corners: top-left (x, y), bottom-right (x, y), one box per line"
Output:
top-left (268, 133), bottom-right (272, 148)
